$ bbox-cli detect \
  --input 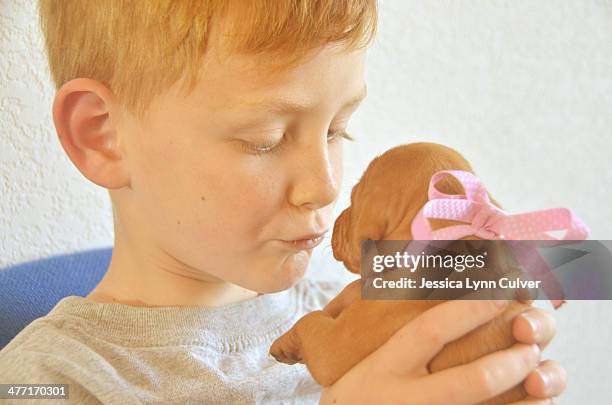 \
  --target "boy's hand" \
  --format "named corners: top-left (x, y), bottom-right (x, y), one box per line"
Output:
top-left (319, 300), bottom-right (566, 405)
top-left (512, 305), bottom-right (566, 399)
